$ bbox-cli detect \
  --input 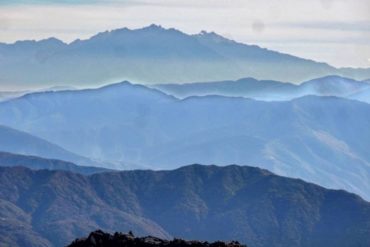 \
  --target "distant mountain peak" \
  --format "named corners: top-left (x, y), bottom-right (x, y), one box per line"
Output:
top-left (80, 24), bottom-right (190, 46)
top-left (12, 37), bottom-right (65, 47)
top-left (96, 81), bottom-right (177, 100)
top-left (306, 75), bottom-right (357, 82)
top-left (143, 23), bottom-right (165, 30)
top-left (108, 24), bottom-right (168, 35)
top-left (99, 80), bottom-right (144, 88)
top-left (301, 75), bottom-right (366, 88)
top-left (39, 37), bottom-right (65, 45)
top-left (1, 25), bottom-right (370, 86)
top-left (195, 30), bottom-right (234, 43)
top-left (198, 30), bottom-right (218, 36)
